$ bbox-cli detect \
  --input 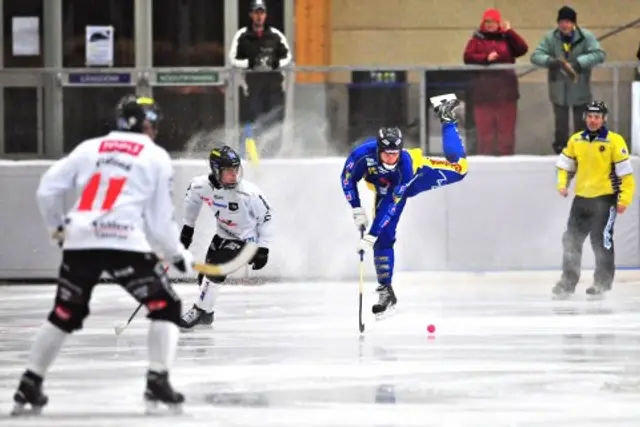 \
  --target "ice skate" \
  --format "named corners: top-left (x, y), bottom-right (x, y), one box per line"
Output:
top-left (10, 371), bottom-right (48, 416)
top-left (551, 280), bottom-right (574, 300)
top-left (372, 285), bottom-right (397, 319)
top-left (144, 371), bottom-right (185, 415)
top-left (179, 305), bottom-right (214, 331)
top-left (434, 98), bottom-right (460, 124)
top-left (586, 283), bottom-right (609, 300)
